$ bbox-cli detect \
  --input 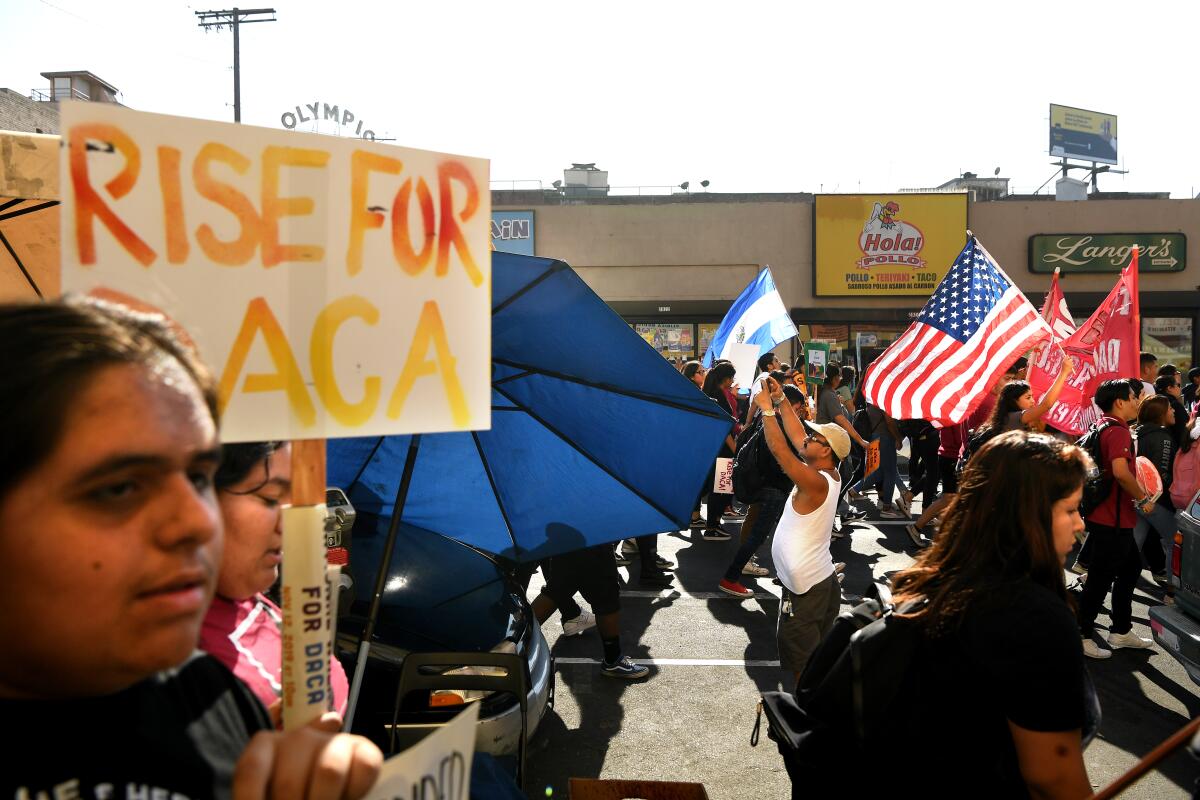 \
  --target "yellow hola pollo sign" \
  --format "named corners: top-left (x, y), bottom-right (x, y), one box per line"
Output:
top-left (814, 194), bottom-right (967, 297)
